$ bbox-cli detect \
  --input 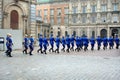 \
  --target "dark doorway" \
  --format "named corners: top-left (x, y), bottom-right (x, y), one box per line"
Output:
top-left (73, 31), bottom-right (76, 37)
top-left (112, 29), bottom-right (118, 38)
top-left (58, 31), bottom-right (61, 37)
top-left (100, 29), bottom-right (107, 38)
top-left (65, 31), bottom-right (68, 37)
top-left (92, 31), bottom-right (95, 38)
top-left (10, 10), bottom-right (19, 29)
